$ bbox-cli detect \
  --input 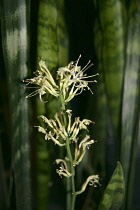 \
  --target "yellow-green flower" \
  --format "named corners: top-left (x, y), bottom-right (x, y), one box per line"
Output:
top-left (55, 159), bottom-right (71, 178)
top-left (24, 56), bottom-right (98, 103)
top-left (75, 175), bottom-right (100, 195)
top-left (24, 59), bottom-right (59, 101)
top-left (57, 55), bottom-right (99, 102)
top-left (36, 110), bottom-right (93, 146)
